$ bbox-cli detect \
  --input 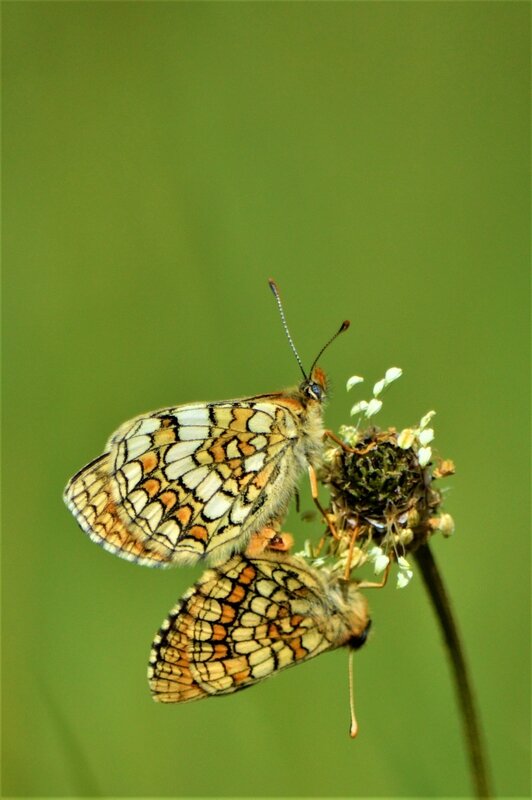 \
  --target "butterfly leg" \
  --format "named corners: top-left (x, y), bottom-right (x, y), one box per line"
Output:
top-left (344, 524), bottom-right (361, 581)
top-left (356, 562), bottom-right (391, 590)
top-left (313, 533), bottom-right (327, 556)
top-left (323, 429), bottom-right (377, 455)
top-left (308, 465), bottom-right (340, 540)
top-left (246, 525), bottom-right (294, 557)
